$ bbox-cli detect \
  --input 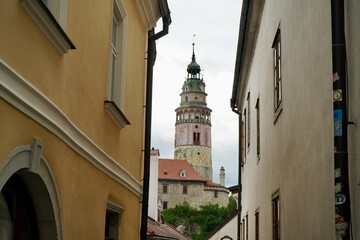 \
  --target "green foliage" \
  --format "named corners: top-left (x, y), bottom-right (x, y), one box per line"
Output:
top-left (162, 197), bottom-right (238, 239)
top-left (227, 196), bottom-right (237, 215)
